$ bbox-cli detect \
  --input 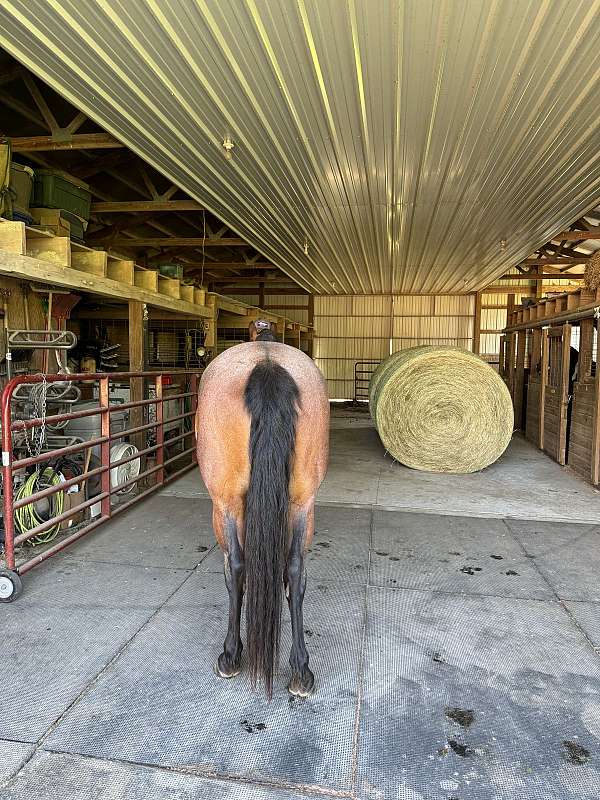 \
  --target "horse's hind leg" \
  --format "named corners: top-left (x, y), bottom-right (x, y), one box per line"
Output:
top-left (214, 507), bottom-right (245, 679)
top-left (286, 506), bottom-right (315, 697)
